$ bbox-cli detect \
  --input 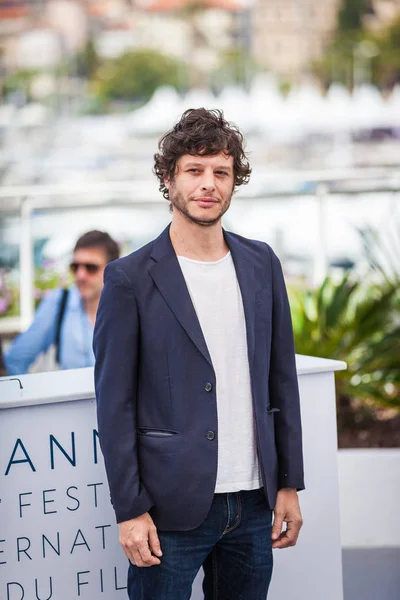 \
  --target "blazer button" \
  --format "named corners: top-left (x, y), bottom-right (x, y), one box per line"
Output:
top-left (206, 431), bottom-right (215, 440)
top-left (205, 383), bottom-right (213, 392)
